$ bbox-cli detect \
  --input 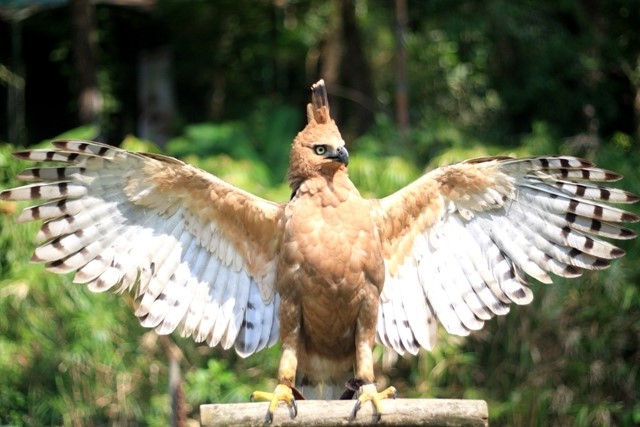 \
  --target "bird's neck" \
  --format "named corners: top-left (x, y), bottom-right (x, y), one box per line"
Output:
top-left (292, 169), bottom-right (357, 205)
